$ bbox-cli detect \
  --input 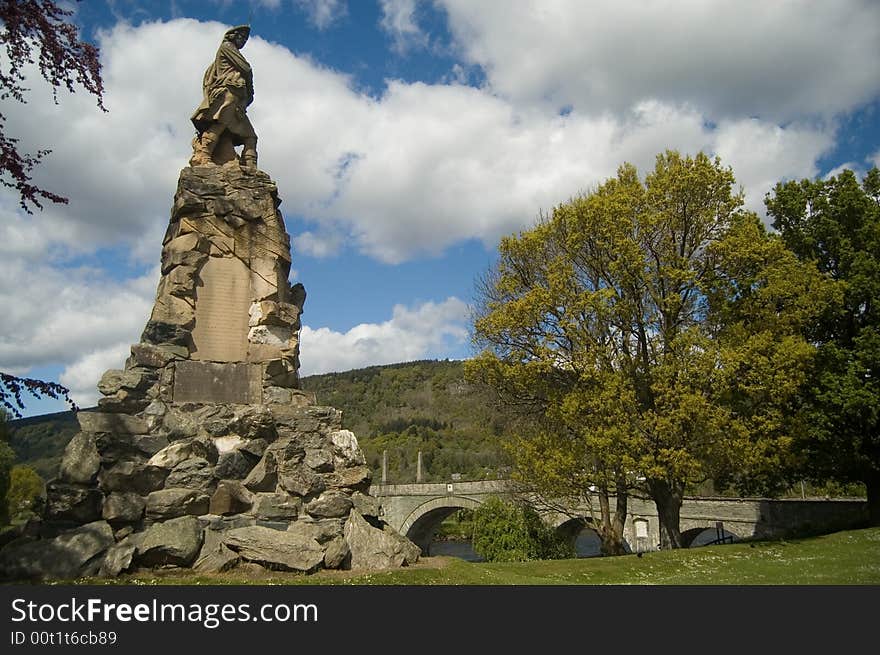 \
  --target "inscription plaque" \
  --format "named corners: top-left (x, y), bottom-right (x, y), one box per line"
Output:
top-left (191, 256), bottom-right (251, 361)
top-left (173, 361), bottom-right (262, 404)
